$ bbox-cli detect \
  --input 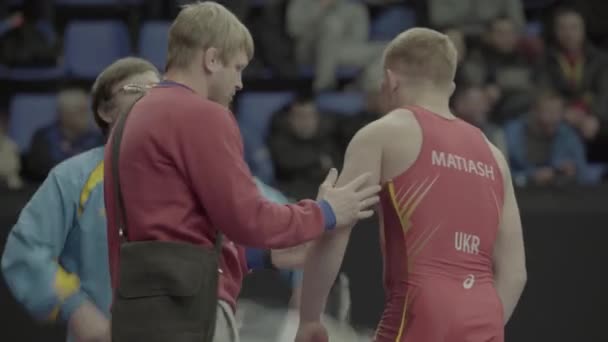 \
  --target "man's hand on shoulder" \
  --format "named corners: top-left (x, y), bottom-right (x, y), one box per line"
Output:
top-left (317, 169), bottom-right (380, 228)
